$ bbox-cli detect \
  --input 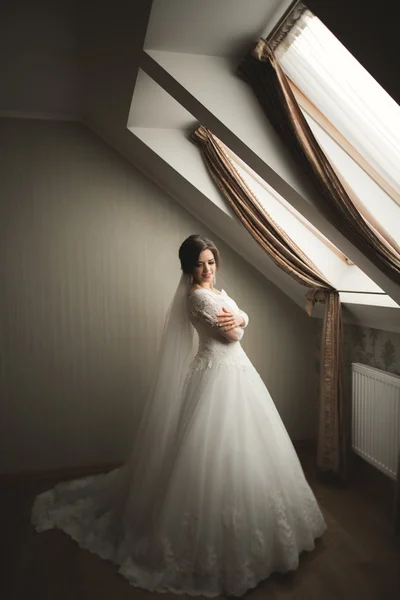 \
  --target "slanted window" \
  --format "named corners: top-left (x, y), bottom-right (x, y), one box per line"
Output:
top-left (263, 3), bottom-right (400, 306)
top-left (222, 141), bottom-right (397, 307)
top-left (273, 6), bottom-right (400, 245)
